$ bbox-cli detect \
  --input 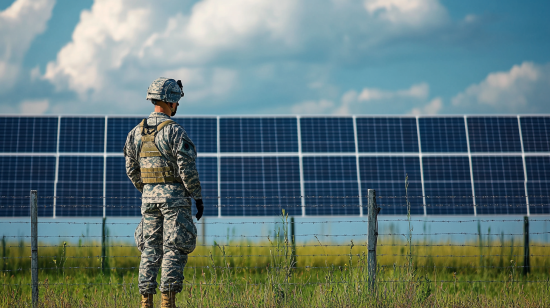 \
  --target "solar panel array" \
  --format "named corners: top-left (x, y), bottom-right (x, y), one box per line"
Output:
top-left (0, 115), bottom-right (548, 217)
